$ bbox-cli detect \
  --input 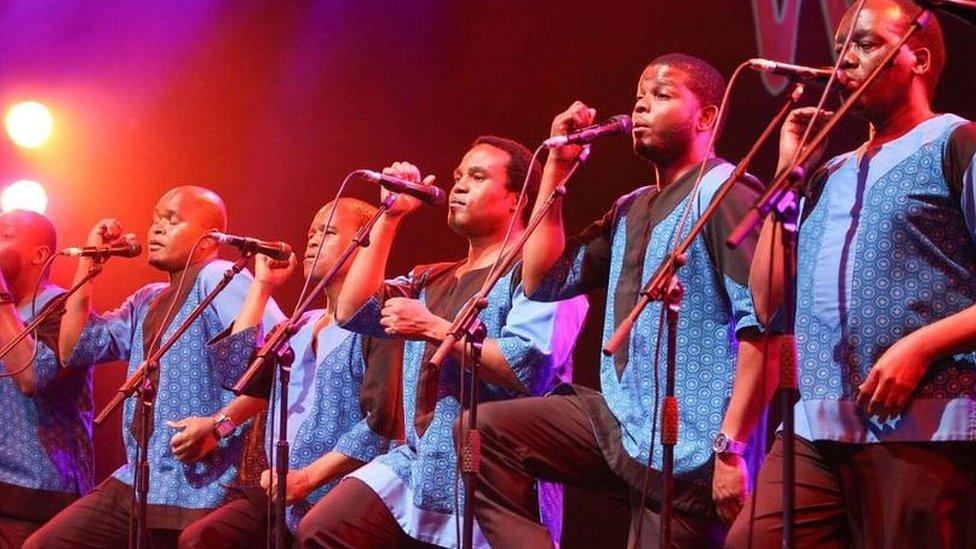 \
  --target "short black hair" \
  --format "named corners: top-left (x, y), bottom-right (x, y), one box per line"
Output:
top-left (647, 53), bottom-right (725, 109)
top-left (472, 135), bottom-right (542, 226)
